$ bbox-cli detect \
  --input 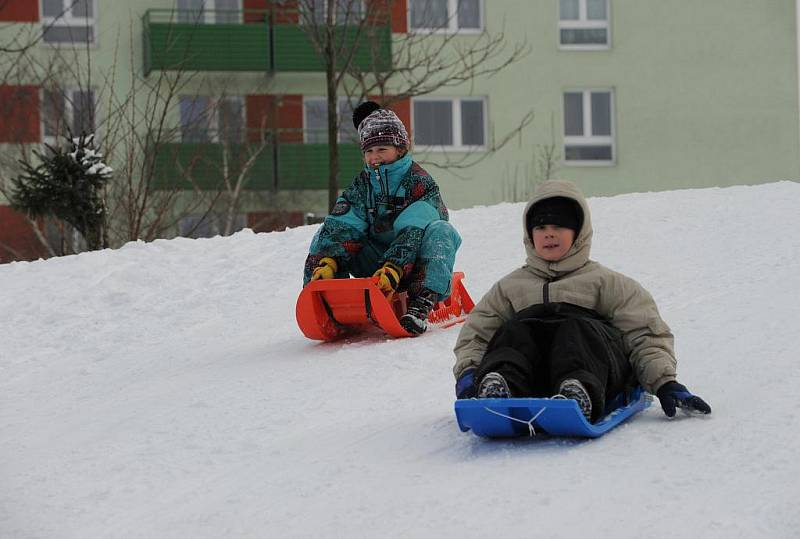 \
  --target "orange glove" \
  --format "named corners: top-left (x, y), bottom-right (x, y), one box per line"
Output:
top-left (311, 257), bottom-right (338, 281)
top-left (372, 262), bottom-right (402, 298)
